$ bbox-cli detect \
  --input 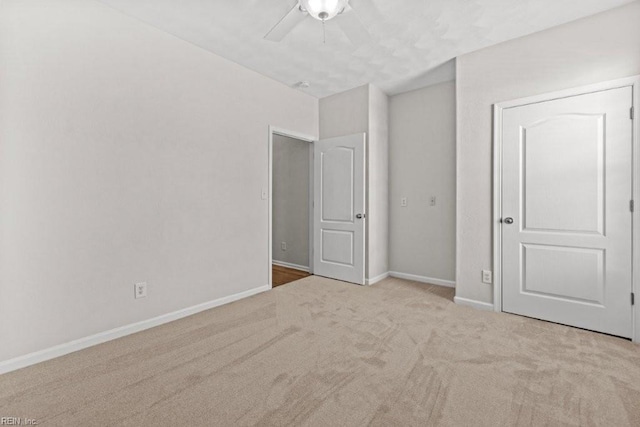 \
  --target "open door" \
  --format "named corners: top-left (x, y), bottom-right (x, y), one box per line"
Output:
top-left (313, 133), bottom-right (366, 285)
